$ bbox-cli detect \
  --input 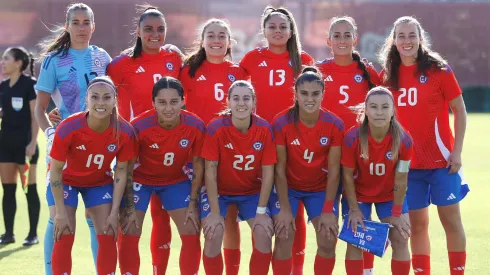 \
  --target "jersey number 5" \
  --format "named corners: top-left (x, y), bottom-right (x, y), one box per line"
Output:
top-left (339, 85), bottom-right (349, 104)
top-left (233, 155), bottom-right (254, 170)
top-left (86, 154), bottom-right (104, 169)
